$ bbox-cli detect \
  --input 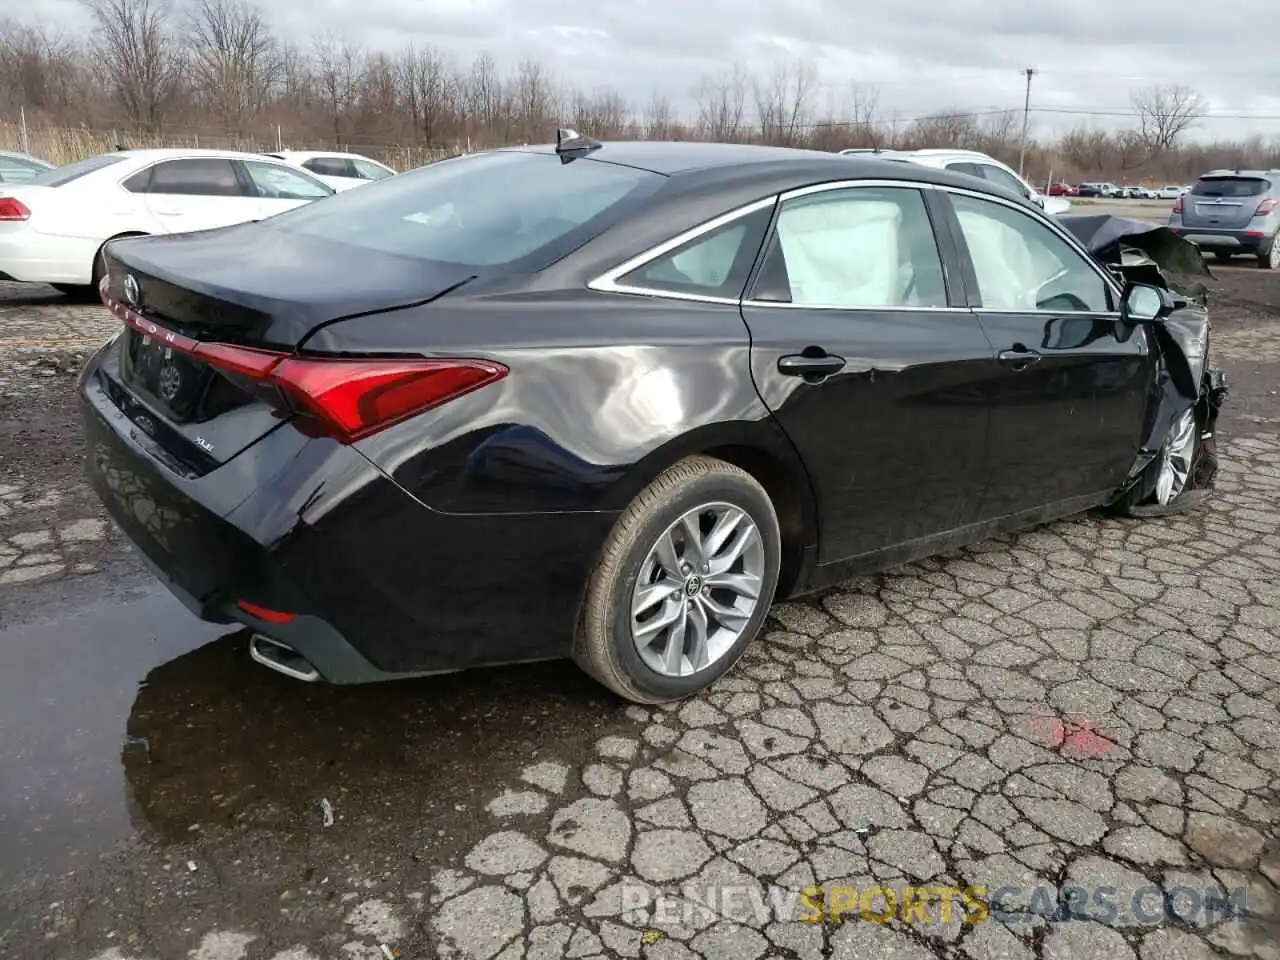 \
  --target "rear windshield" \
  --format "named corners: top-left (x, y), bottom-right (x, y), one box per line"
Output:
top-left (26, 154), bottom-right (127, 187)
top-left (1192, 177), bottom-right (1269, 197)
top-left (258, 150), bottom-right (665, 269)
